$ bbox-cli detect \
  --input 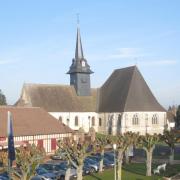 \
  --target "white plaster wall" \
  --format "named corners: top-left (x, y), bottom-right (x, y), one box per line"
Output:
top-left (121, 112), bottom-right (166, 135)
top-left (99, 112), bottom-right (167, 135)
top-left (49, 112), bottom-right (99, 133)
top-left (0, 133), bottom-right (72, 154)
